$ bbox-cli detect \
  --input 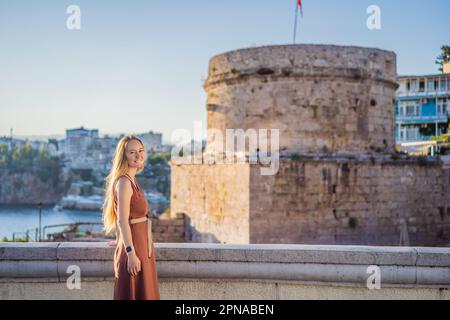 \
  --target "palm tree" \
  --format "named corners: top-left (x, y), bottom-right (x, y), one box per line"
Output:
top-left (435, 45), bottom-right (450, 73)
